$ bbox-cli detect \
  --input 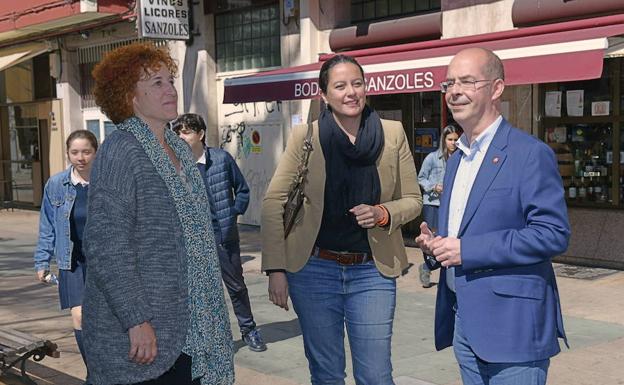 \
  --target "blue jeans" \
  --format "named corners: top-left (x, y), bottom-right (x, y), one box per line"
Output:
top-left (453, 314), bottom-right (550, 385)
top-left (287, 255), bottom-right (396, 385)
